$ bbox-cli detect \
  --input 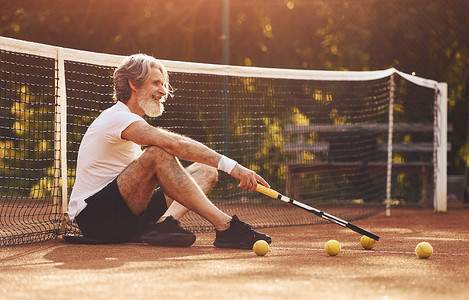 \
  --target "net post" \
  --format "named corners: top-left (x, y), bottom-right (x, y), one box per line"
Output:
top-left (385, 74), bottom-right (396, 216)
top-left (434, 82), bottom-right (448, 212)
top-left (53, 49), bottom-right (61, 217)
top-left (56, 48), bottom-right (69, 219)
